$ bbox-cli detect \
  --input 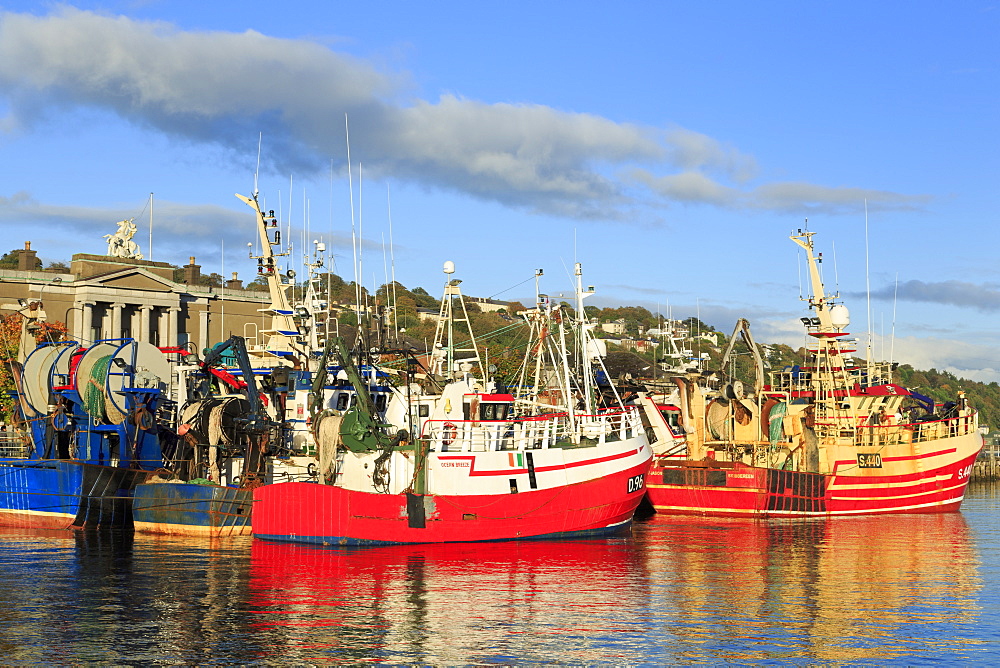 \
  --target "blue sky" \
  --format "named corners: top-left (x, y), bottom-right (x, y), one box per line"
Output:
top-left (0, 2), bottom-right (998, 380)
